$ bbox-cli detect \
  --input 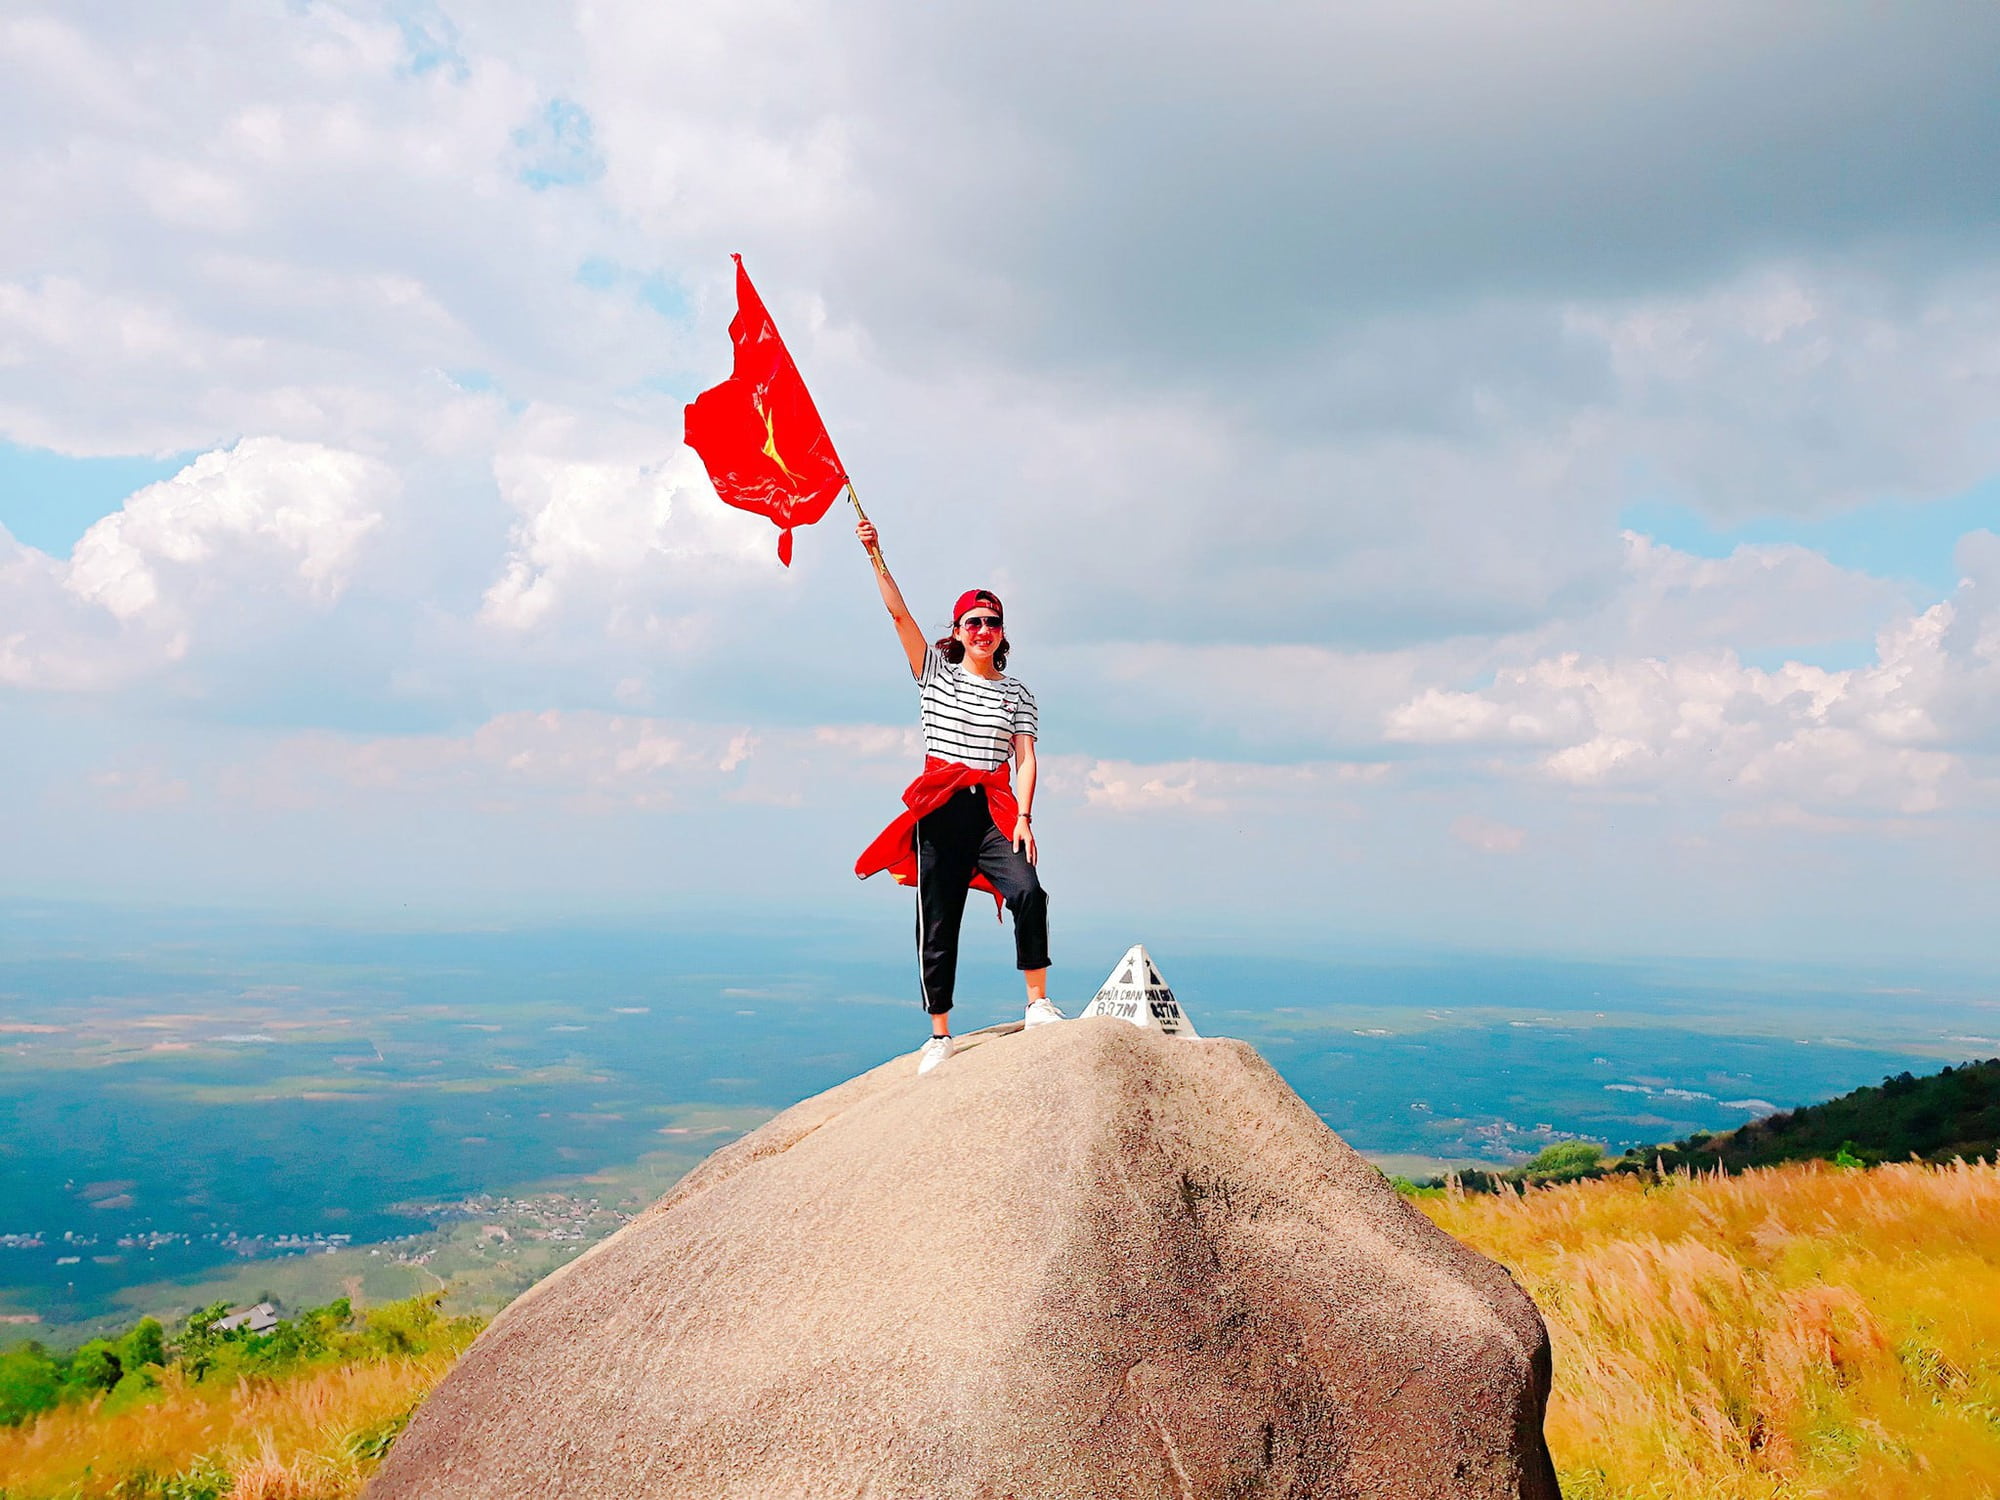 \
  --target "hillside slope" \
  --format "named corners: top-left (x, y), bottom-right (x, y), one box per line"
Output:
top-left (1640, 1057), bottom-right (2000, 1172)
